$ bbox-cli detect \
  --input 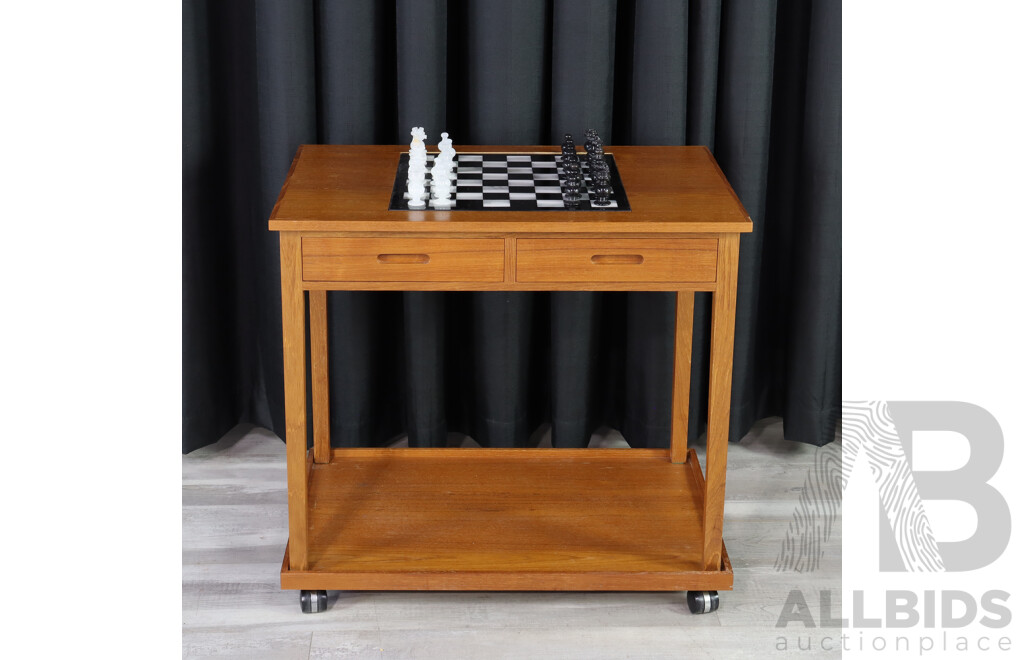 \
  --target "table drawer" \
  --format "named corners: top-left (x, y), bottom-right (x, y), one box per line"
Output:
top-left (516, 238), bottom-right (718, 283)
top-left (302, 238), bottom-right (505, 282)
